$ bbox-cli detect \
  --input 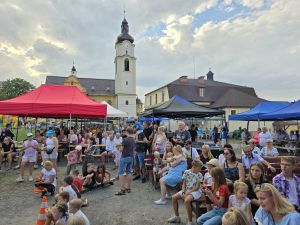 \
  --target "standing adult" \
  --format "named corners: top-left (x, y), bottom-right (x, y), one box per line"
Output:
top-left (16, 132), bottom-right (39, 182)
top-left (222, 147), bottom-right (245, 182)
top-left (115, 127), bottom-right (135, 195)
top-left (254, 183), bottom-right (300, 225)
top-left (259, 127), bottom-right (272, 148)
top-left (134, 127), bottom-right (148, 182)
top-left (273, 157), bottom-right (300, 212)
top-left (173, 121), bottom-right (191, 147)
top-left (252, 128), bottom-right (261, 146)
top-left (188, 124), bottom-right (198, 143)
top-left (244, 162), bottom-right (268, 216)
top-left (213, 125), bottom-right (219, 144)
top-left (43, 130), bottom-right (59, 172)
top-left (142, 122), bottom-right (153, 154)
